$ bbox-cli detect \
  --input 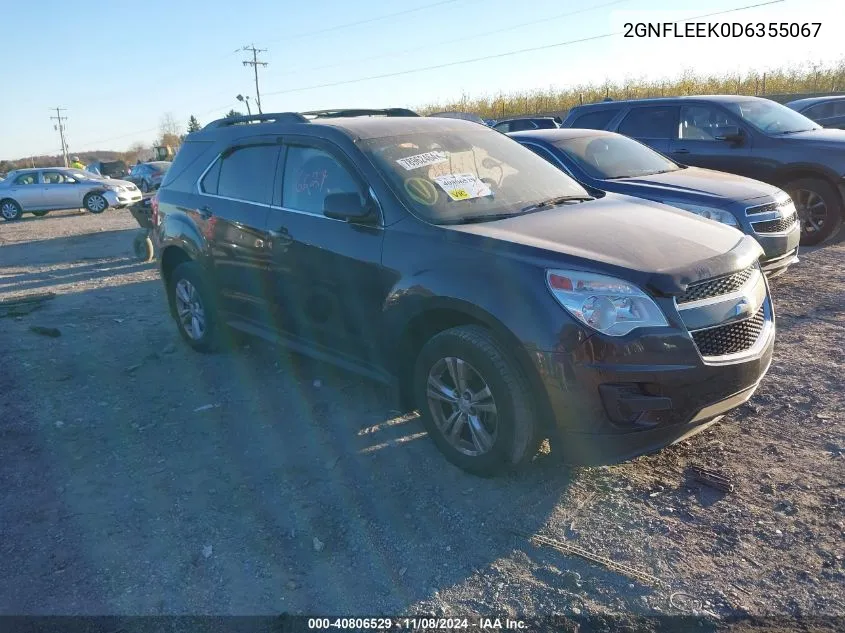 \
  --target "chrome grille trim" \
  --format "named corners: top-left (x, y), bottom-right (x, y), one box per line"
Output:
top-left (676, 266), bottom-right (755, 305)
